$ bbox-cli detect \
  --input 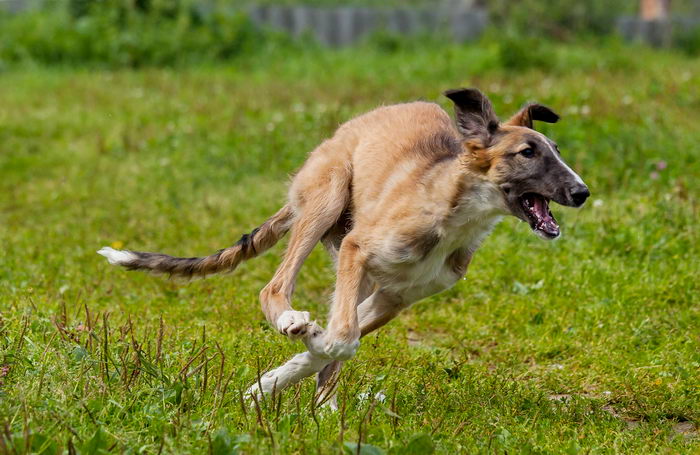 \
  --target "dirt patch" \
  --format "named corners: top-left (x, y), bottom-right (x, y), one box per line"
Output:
top-left (672, 421), bottom-right (697, 439)
top-left (601, 405), bottom-right (641, 430)
top-left (546, 394), bottom-right (643, 431)
top-left (406, 328), bottom-right (422, 347)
